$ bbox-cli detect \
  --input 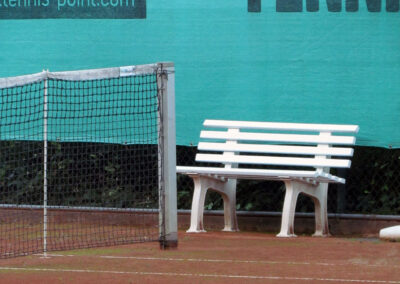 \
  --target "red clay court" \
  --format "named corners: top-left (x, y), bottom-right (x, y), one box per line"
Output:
top-left (0, 230), bottom-right (399, 284)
